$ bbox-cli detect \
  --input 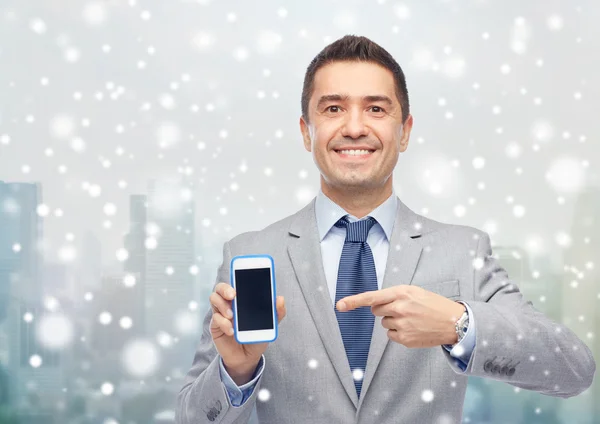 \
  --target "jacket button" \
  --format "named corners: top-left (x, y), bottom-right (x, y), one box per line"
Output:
top-left (491, 364), bottom-right (501, 374)
top-left (484, 360), bottom-right (493, 372)
top-left (507, 367), bottom-right (516, 376)
top-left (500, 366), bottom-right (509, 375)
